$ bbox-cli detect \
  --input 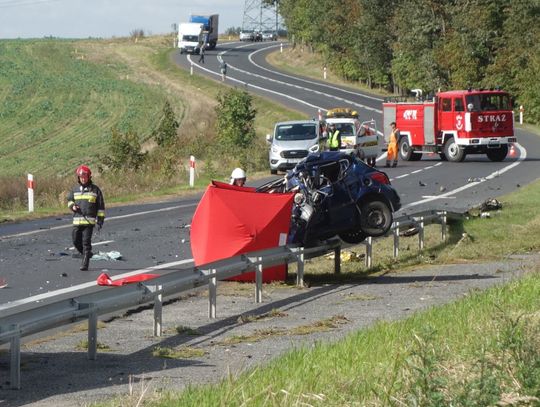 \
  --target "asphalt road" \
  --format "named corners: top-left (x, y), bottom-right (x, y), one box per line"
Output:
top-left (1, 41), bottom-right (539, 306)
